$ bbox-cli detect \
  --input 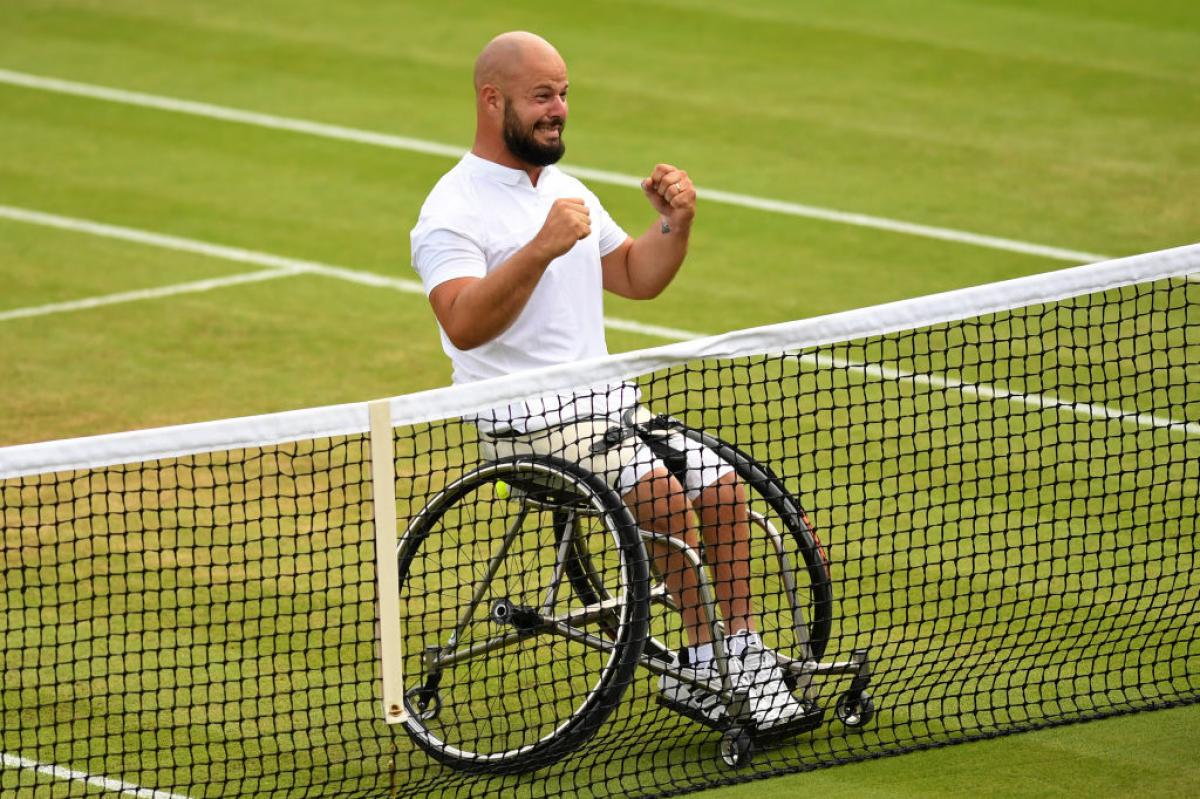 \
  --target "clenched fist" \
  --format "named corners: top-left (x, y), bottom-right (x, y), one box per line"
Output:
top-left (533, 198), bottom-right (591, 260)
top-left (641, 164), bottom-right (695, 227)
